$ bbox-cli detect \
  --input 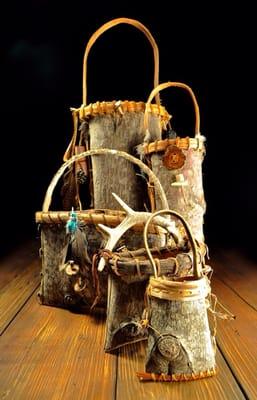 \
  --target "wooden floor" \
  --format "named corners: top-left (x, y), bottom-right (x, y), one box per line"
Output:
top-left (0, 242), bottom-right (256, 400)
